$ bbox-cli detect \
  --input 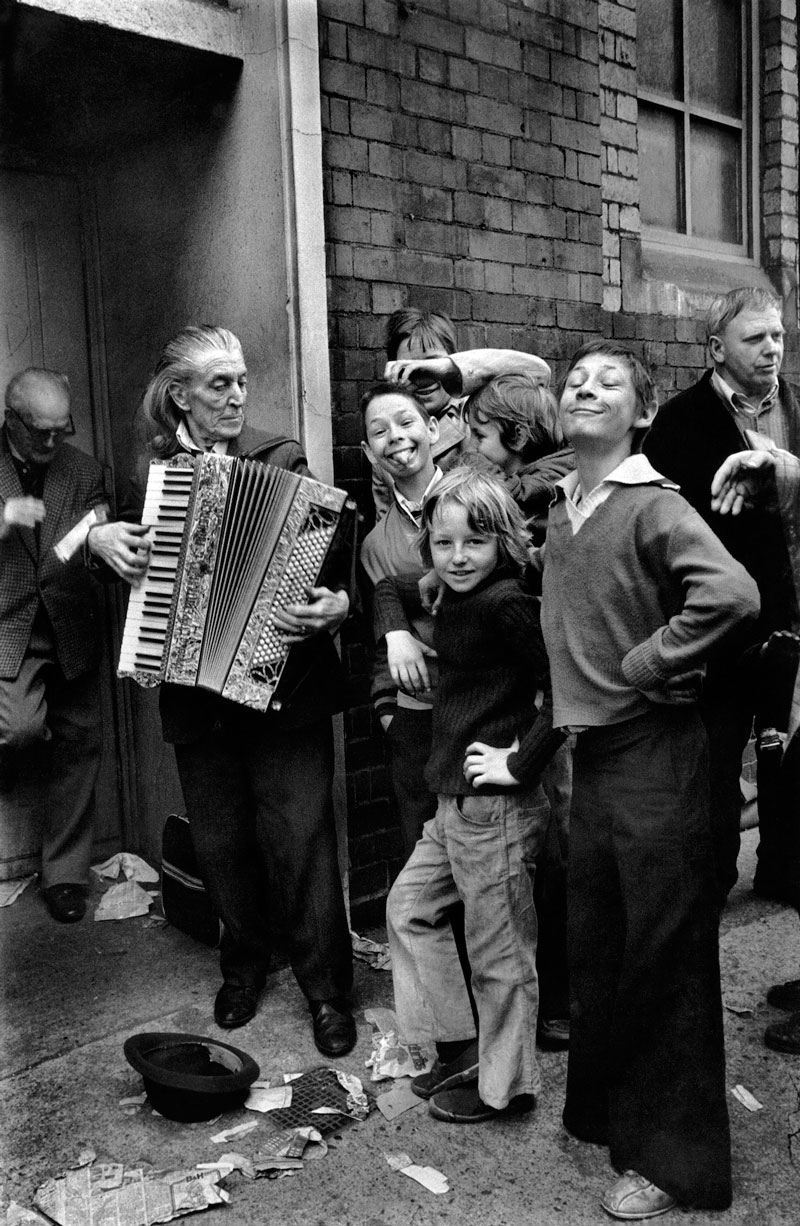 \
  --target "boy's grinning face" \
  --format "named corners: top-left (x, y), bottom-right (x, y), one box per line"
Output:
top-left (362, 393), bottom-right (439, 479)
top-left (429, 501), bottom-right (499, 594)
top-left (559, 353), bottom-right (654, 452)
